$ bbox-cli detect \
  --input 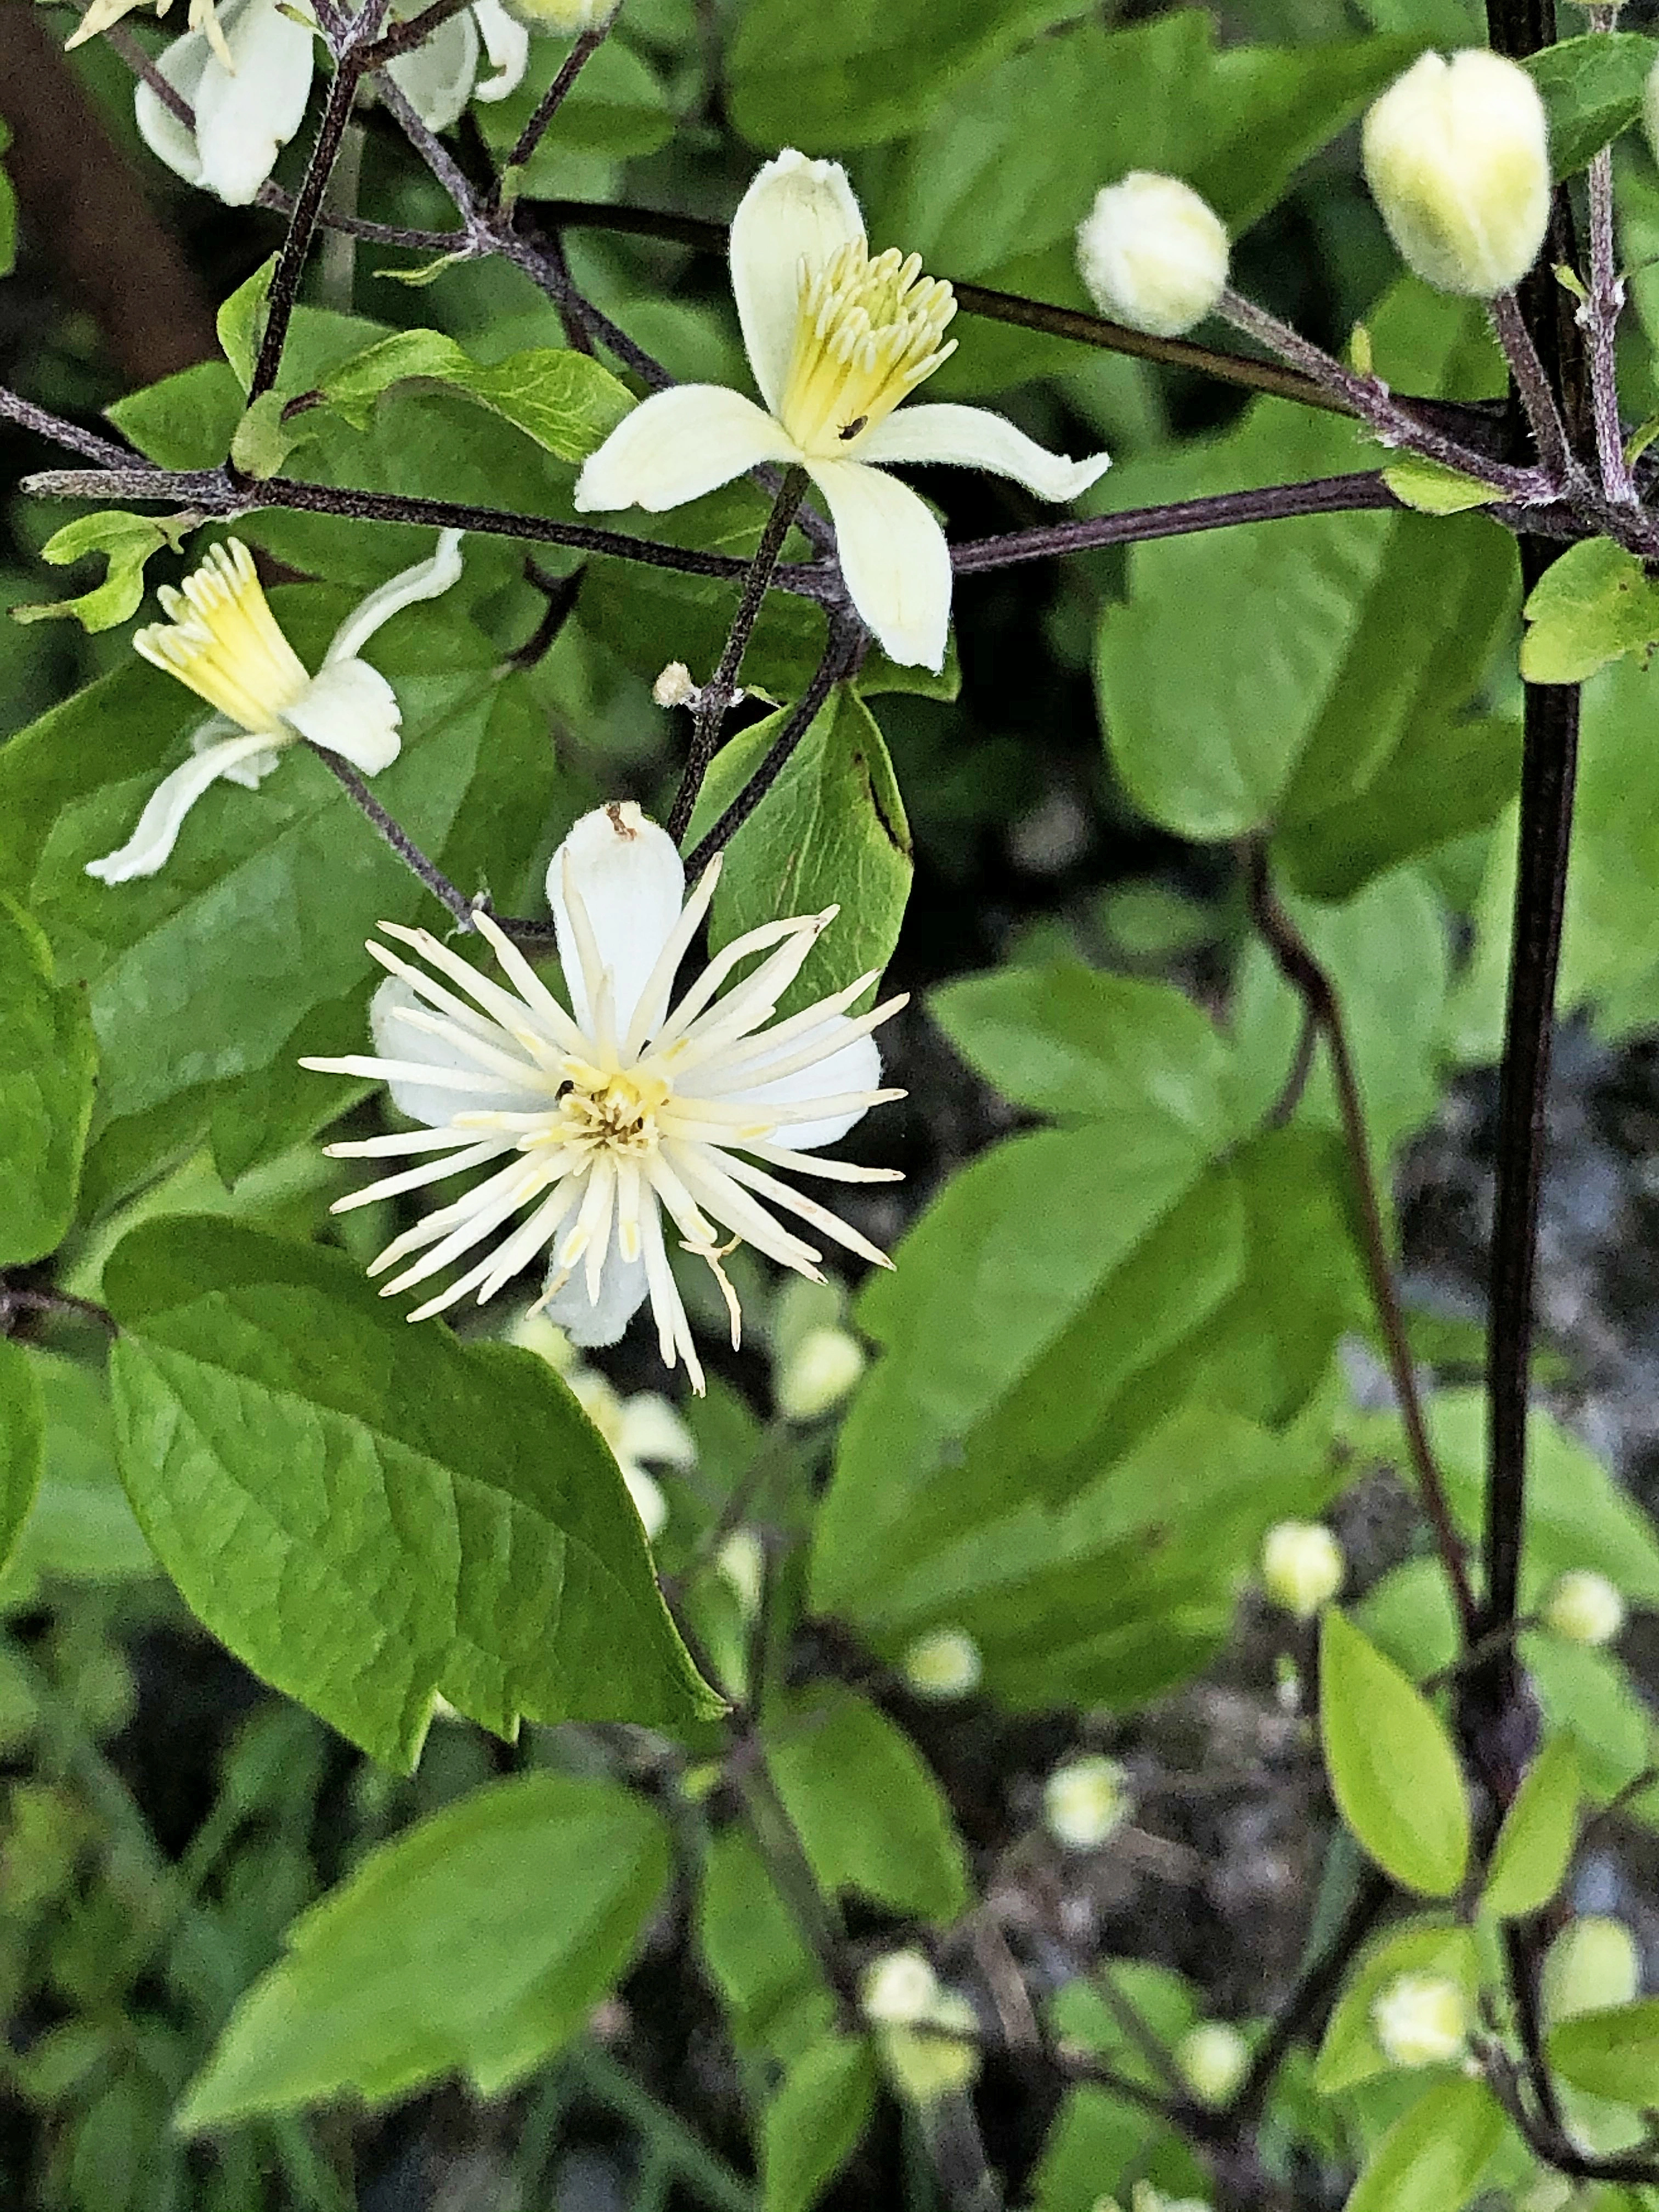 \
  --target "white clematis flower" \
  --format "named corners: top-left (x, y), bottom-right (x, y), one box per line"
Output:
top-left (304, 802), bottom-right (907, 1391)
top-left (134, 0), bottom-right (527, 207)
top-left (574, 150), bottom-right (1112, 672)
top-left (87, 531), bottom-right (464, 884)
